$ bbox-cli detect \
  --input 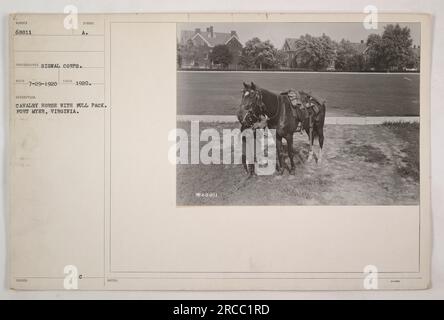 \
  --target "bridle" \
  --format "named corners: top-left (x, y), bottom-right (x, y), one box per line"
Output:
top-left (240, 89), bottom-right (264, 128)
top-left (240, 88), bottom-right (279, 128)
